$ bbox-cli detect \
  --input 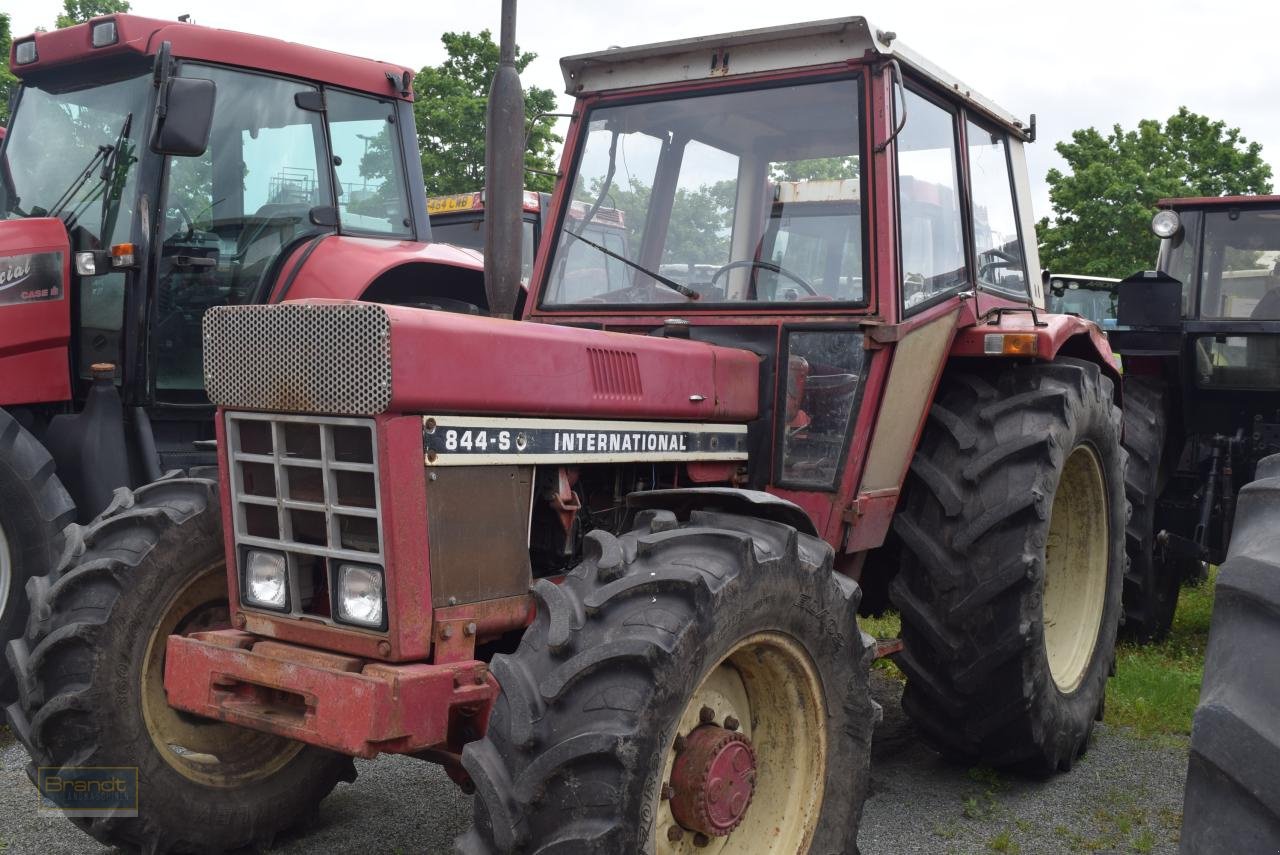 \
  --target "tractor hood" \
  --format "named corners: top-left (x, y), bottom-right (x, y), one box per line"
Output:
top-left (0, 217), bottom-right (72, 405)
top-left (202, 300), bottom-right (760, 421)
